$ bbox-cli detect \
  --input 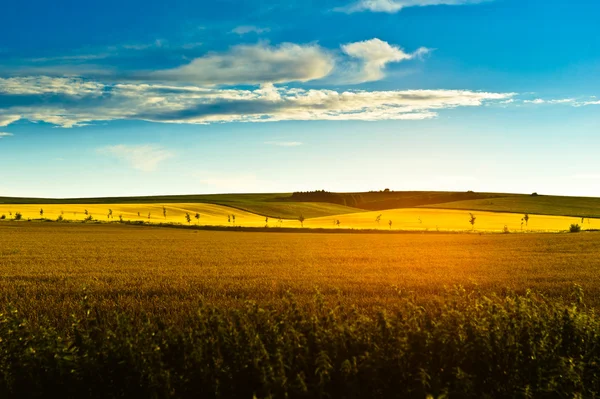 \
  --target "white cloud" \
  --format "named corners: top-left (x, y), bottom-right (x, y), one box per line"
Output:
top-left (0, 115), bottom-right (20, 126)
top-left (341, 38), bottom-right (431, 83)
top-left (0, 132), bottom-right (14, 138)
top-left (265, 141), bottom-right (303, 147)
top-left (232, 26), bottom-right (270, 35)
top-left (336, 0), bottom-right (487, 13)
top-left (524, 98), bottom-right (545, 104)
top-left (98, 144), bottom-right (173, 172)
top-left (0, 77), bottom-right (104, 96)
top-left (150, 42), bottom-right (334, 85)
top-left (0, 76), bottom-right (515, 128)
